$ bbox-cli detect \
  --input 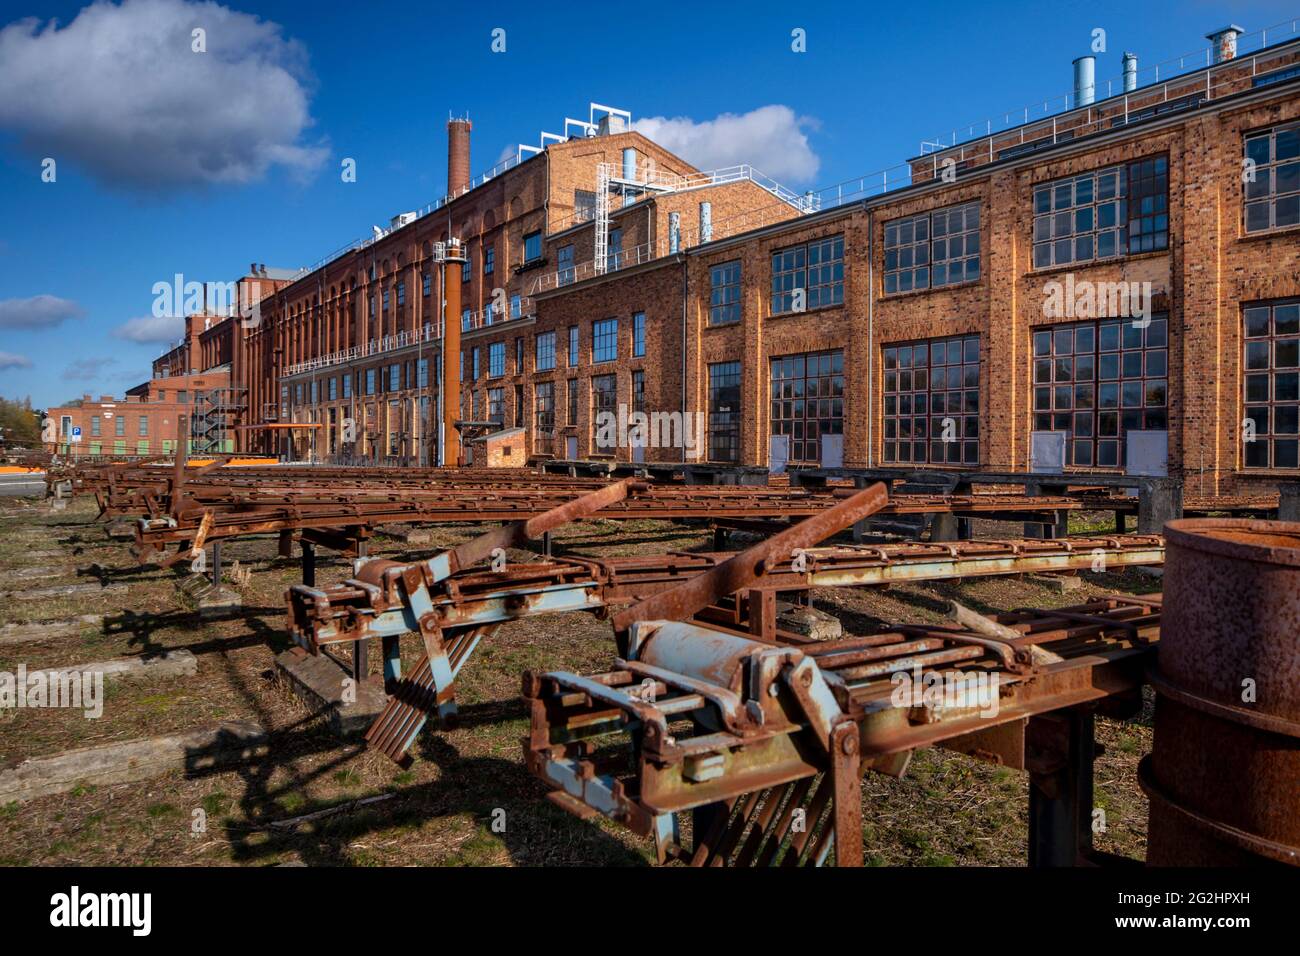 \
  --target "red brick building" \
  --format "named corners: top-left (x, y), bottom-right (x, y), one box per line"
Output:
top-left (90, 29), bottom-right (1300, 496)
